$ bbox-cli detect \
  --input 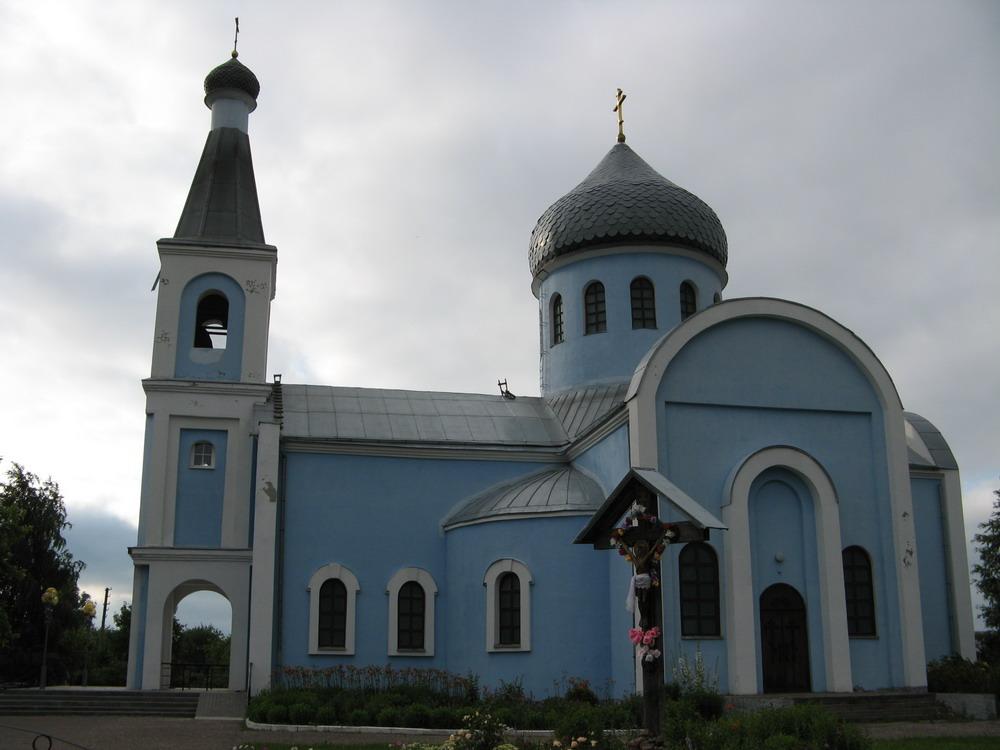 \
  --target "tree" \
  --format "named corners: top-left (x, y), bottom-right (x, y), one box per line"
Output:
top-left (973, 487), bottom-right (1000, 632)
top-left (0, 461), bottom-right (86, 683)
